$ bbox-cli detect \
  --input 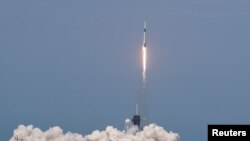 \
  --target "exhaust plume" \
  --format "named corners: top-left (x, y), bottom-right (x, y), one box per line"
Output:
top-left (142, 46), bottom-right (147, 87)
